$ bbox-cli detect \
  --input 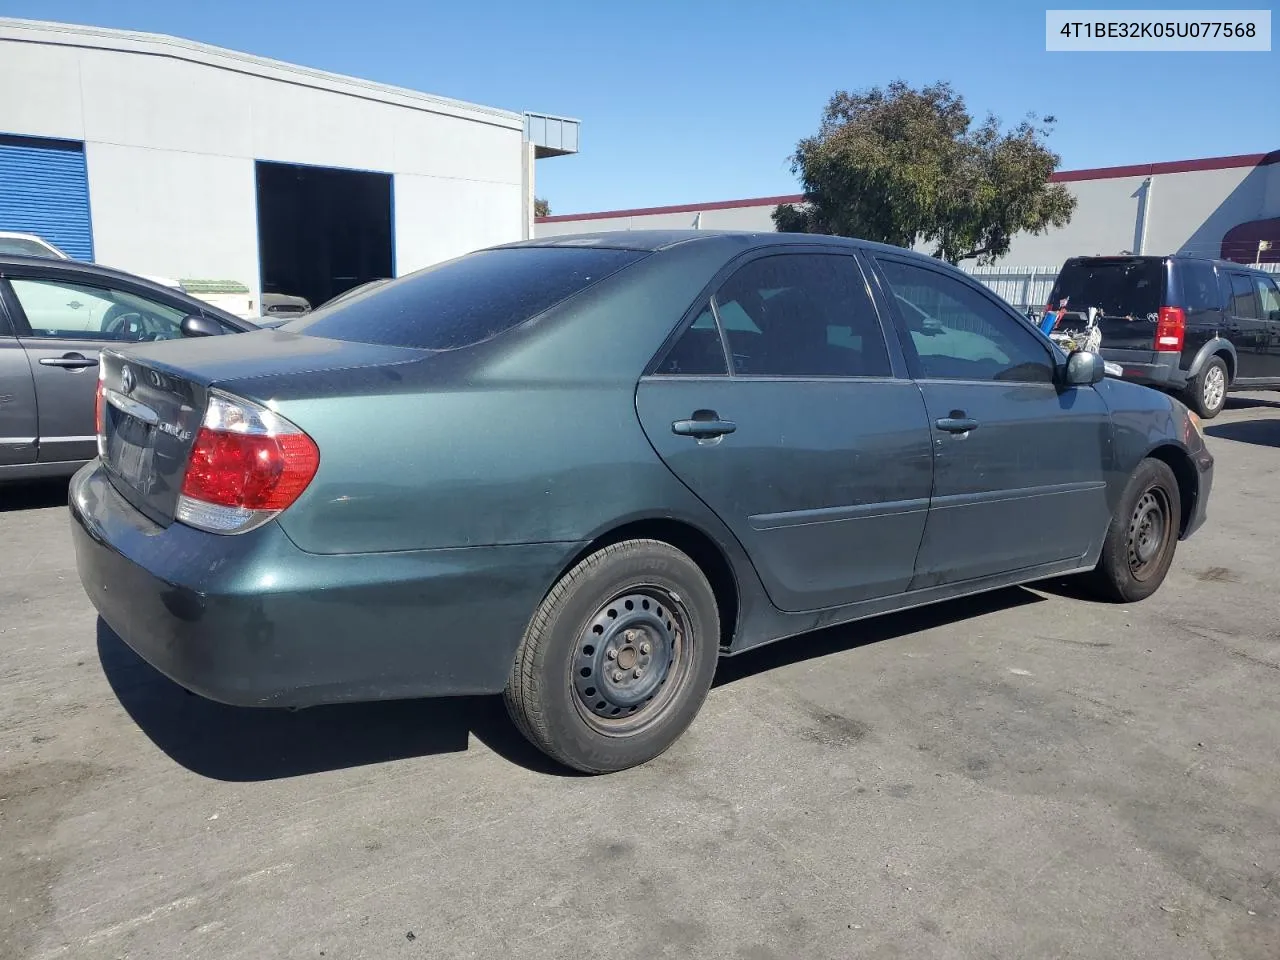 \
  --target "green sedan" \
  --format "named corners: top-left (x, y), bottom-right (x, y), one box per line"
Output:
top-left (69, 231), bottom-right (1214, 773)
